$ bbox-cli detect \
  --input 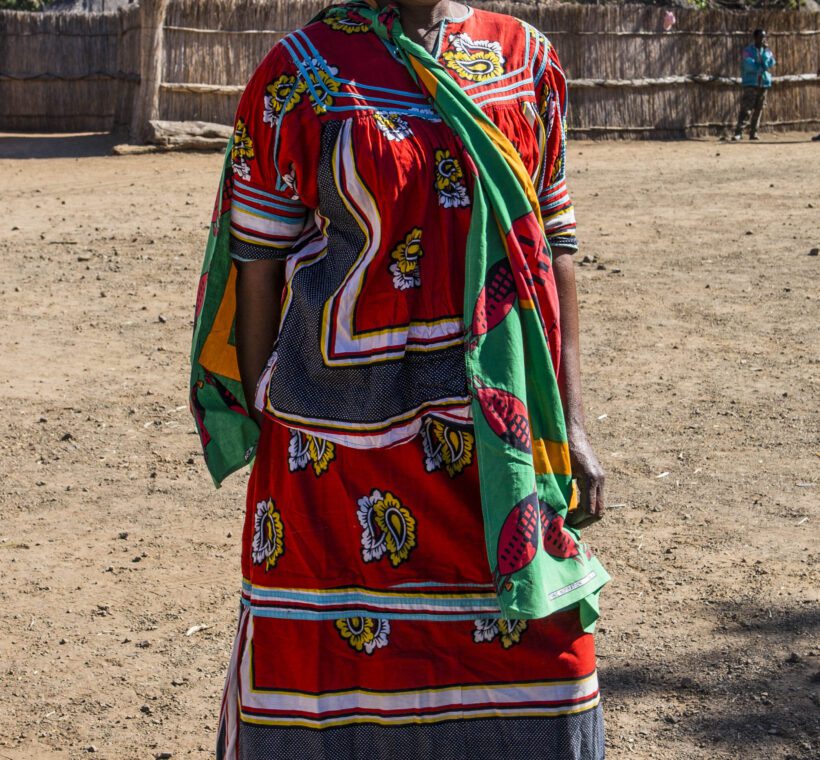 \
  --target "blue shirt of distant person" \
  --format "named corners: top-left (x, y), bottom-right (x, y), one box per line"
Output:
top-left (741, 30), bottom-right (776, 88)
